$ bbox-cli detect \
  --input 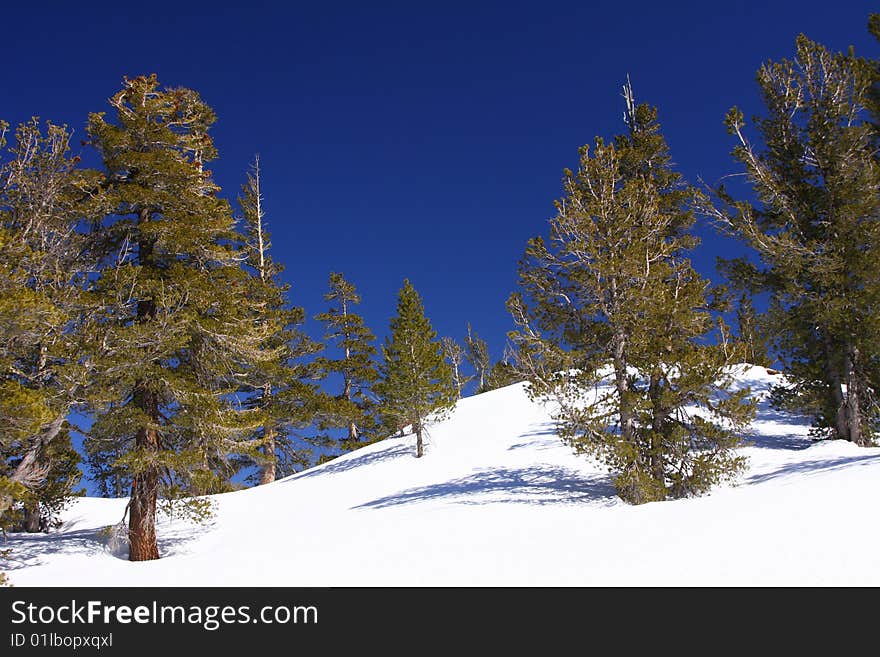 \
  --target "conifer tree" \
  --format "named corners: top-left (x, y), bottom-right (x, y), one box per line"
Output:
top-left (376, 280), bottom-right (456, 457)
top-left (441, 336), bottom-right (470, 399)
top-left (237, 156), bottom-right (322, 484)
top-left (464, 323), bottom-right (491, 393)
top-left (84, 75), bottom-right (268, 560)
top-left (0, 118), bottom-right (99, 522)
top-left (509, 83), bottom-right (754, 504)
top-left (84, 438), bottom-right (130, 498)
top-left (483, 351), bottom-right (521, 392)
top-left (707, 34), bottom-right (880, 445)
top-left (1, 422), bottom-right (81, 533)
top-left (735, 294), bottom-right (772, 368)
top-left (314, 272), bottom-right (377, 449)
